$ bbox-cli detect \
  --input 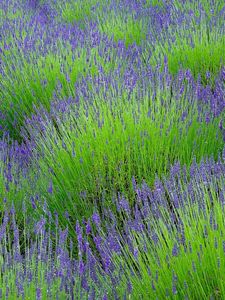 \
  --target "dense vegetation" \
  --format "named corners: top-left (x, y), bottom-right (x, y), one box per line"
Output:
top-left (0, 0), bottom-right (224, 298)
